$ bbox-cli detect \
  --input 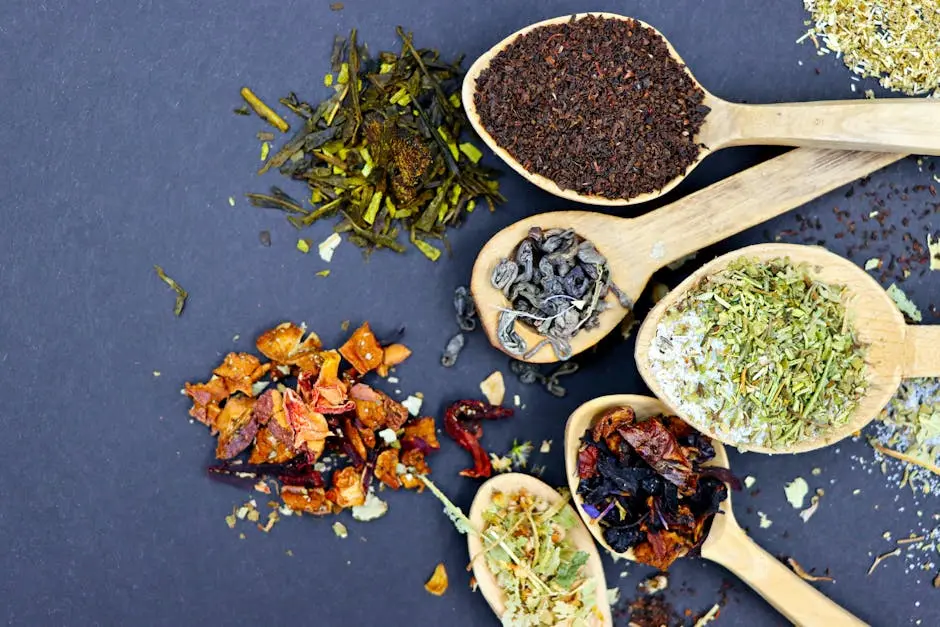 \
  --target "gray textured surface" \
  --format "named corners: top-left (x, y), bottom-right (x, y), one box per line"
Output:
top-left (1, 1), bottom-right (938, 625)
